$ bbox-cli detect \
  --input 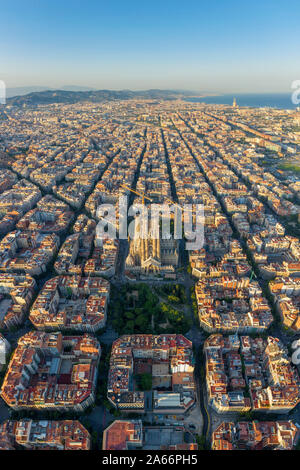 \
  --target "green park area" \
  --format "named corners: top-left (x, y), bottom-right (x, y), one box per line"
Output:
top-left (278, 163), bottom-right (300, 173)
top-left (109, 283), bottom-right (191, 335)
